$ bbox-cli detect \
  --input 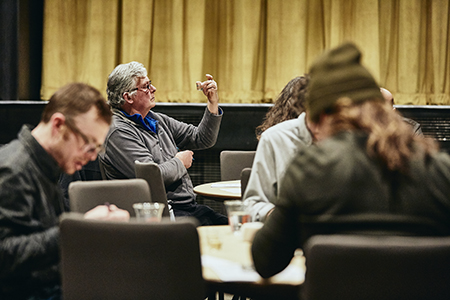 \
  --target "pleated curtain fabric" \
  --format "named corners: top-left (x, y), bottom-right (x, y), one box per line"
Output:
top-left (41, 0), bottom-right (450, 105)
